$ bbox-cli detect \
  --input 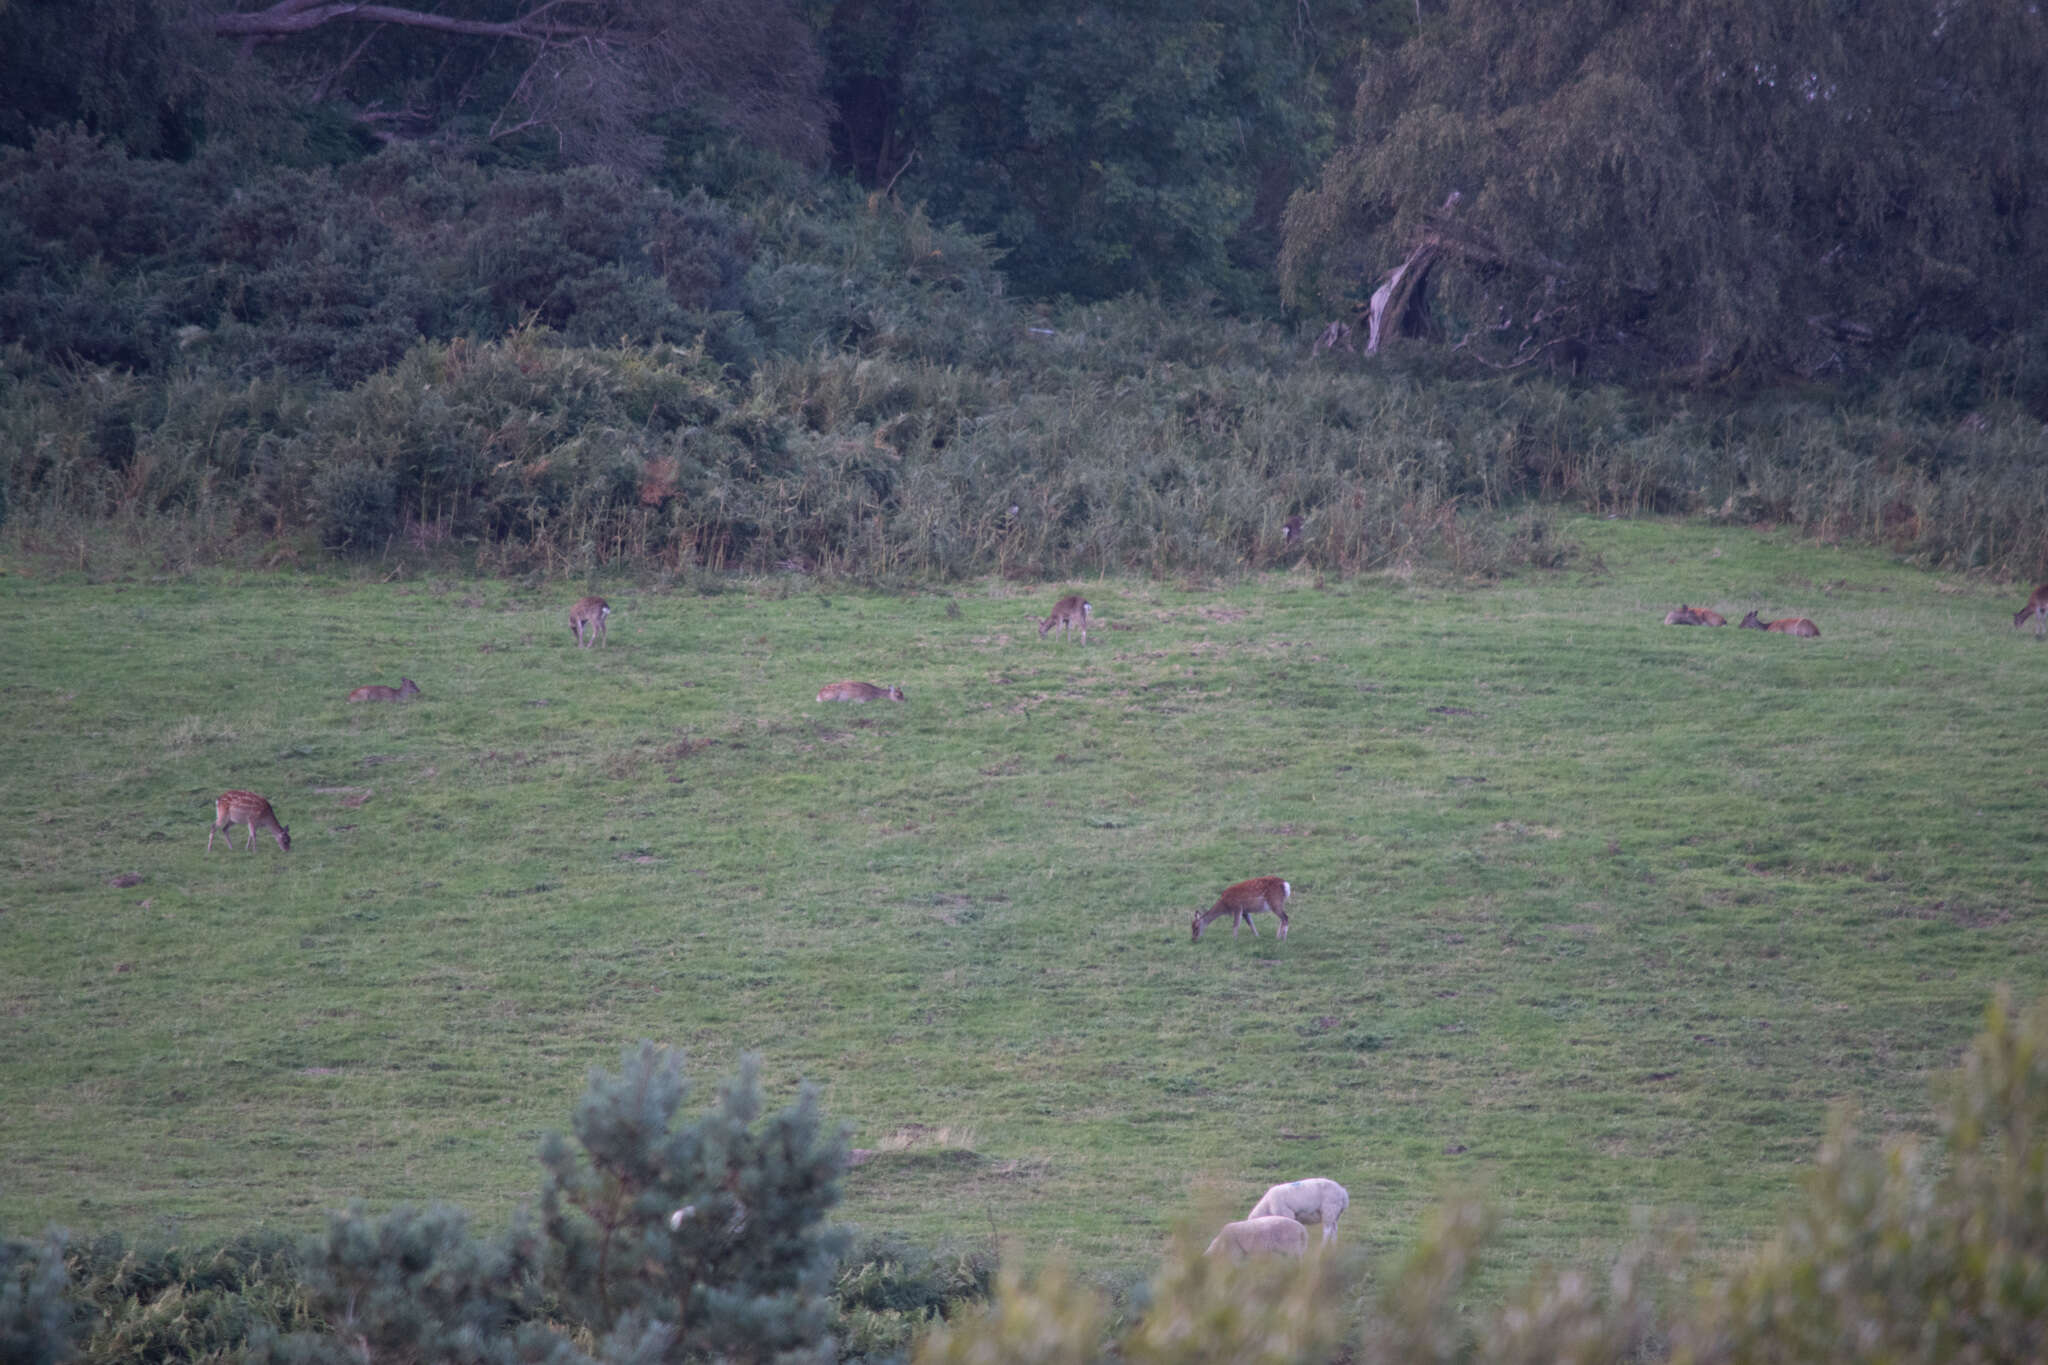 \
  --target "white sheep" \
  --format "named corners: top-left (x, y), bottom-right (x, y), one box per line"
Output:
top-left (1247, 1177), bottom-right (1349, 1246)
top-left (1204, 1215), bottom-right (1309, 1261)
